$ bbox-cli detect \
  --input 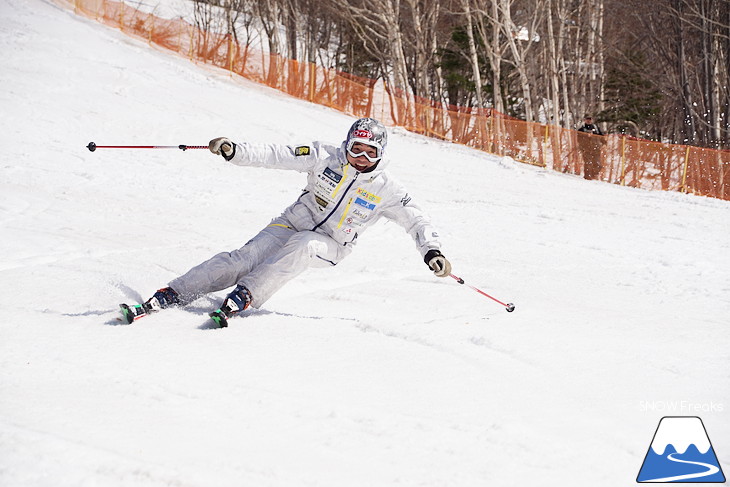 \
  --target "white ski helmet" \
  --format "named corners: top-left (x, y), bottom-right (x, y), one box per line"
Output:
top-left (345, 117), bottom-right (388, 163)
